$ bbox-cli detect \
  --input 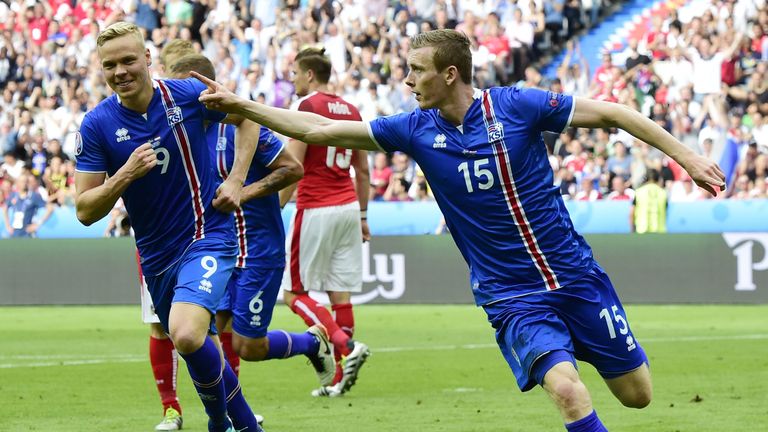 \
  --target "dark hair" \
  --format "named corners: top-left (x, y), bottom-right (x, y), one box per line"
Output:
top-left (411, 29), bottom-right (473, 84)
top-left (646, 168), bottom-right (660, 183)
top-left (169, 54), bottom-right (216, 81)
top-left (295, 47), bottom-right (332, 84)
